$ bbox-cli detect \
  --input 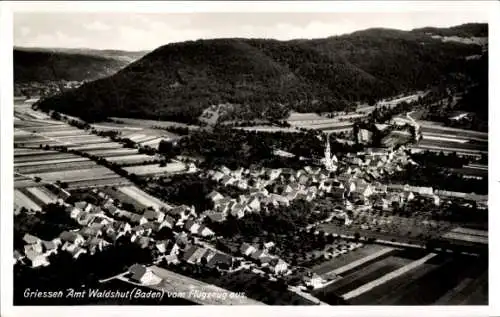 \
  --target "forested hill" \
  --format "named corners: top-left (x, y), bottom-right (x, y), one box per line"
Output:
top-left (14, 48), bottom-right (147, 82)
top-left (35, 23), bottom-right (488, 123)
